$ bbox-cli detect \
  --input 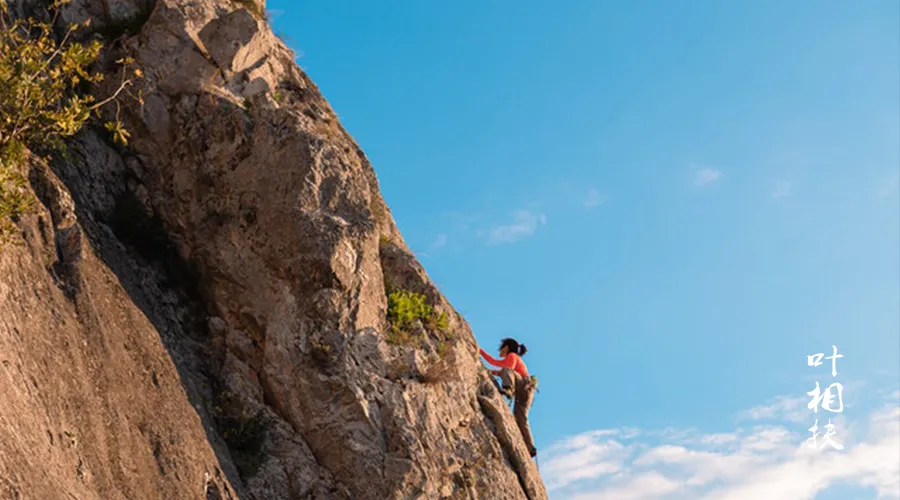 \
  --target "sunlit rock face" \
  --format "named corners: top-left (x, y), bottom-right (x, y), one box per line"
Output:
top-left (0, 1), bottom-right (548, 499)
